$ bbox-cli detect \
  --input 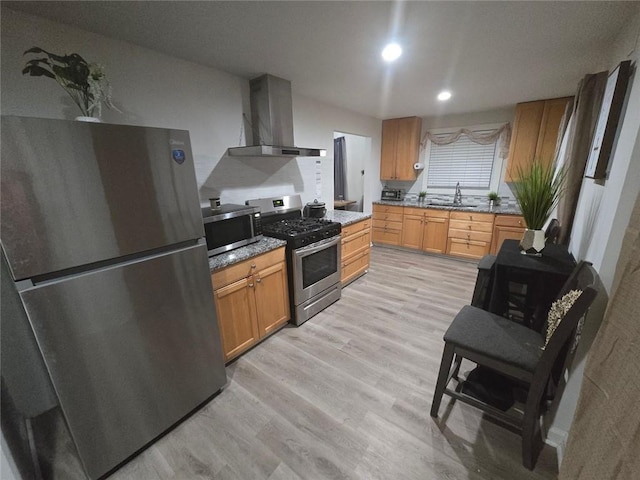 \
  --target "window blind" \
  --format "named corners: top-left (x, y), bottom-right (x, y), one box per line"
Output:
top-left (427, 130), bottom-right (496, 188)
